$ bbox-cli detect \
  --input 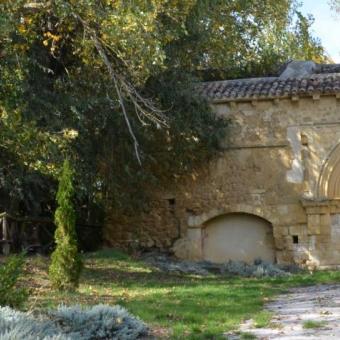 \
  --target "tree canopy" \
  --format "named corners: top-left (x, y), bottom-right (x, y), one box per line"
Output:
top-left (0, 0), bottom-right (328, 221)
